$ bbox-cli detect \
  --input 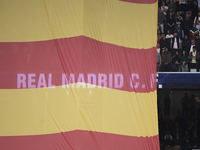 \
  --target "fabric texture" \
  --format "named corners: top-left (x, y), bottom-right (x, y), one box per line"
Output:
top-left (0, 0), bottom-right (159, 149)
